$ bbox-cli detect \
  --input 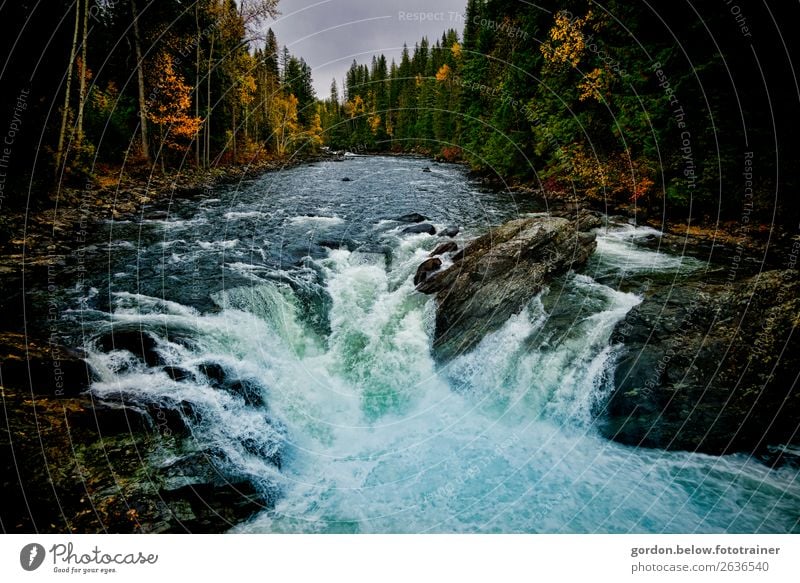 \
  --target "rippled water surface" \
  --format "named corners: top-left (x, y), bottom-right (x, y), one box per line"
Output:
top-left (61, 156), bottom-right (800, 533)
